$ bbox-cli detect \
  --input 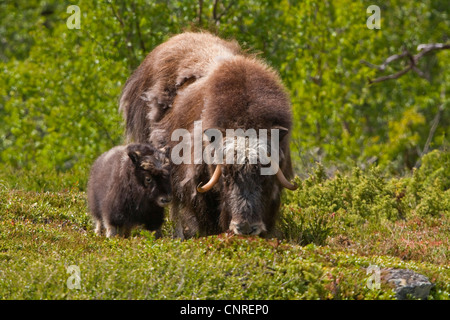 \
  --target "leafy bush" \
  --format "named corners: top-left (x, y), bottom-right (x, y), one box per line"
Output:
top-left (414, 149), bottom-right (450, 191)
top-left (1, 0), bottom-right (449, 301)
top-left (279, 160), bottom-right (450, 245)
top-left (1, 0), bottom-right (449, 186)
